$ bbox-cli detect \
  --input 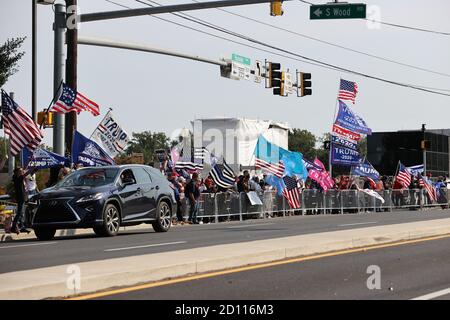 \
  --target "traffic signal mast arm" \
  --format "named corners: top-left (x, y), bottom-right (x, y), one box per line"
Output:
top-left (80, 0), bottom-right (291, 23)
